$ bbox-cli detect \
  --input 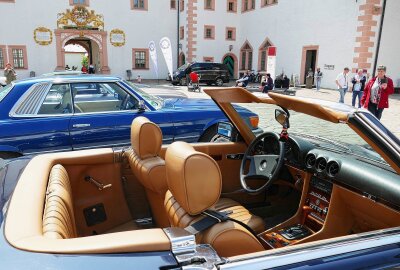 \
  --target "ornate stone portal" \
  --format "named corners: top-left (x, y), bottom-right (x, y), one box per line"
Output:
top-left (55, 6), bottom-right (110, 74)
